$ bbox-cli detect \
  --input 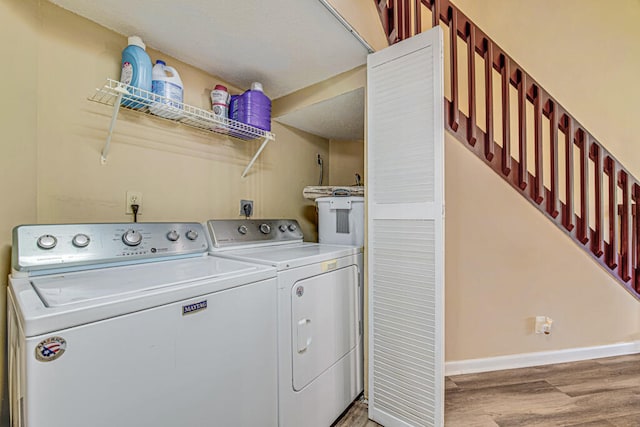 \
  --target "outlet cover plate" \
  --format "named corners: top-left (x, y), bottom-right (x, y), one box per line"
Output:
top-left (126, 191), bottom-right (143, 215)
top-left (240, 200), bottom-right (254, 217)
